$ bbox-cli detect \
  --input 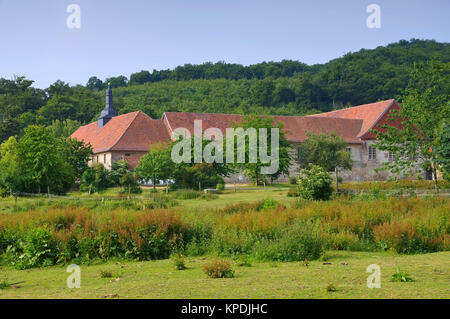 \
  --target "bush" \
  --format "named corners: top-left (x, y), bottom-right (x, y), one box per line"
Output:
top-left (216, 183), bottom-right (225, 191)
top-left (289, 176), bottom-right (297, 185)
top-left (203, 259), bottom-right (235, 278)
top-left (100, 270), bottom-right (114, 278)
top-left (296, 165), bottom-right (333, 201)
top-left (172, 253), bottom-right (187, 270)
top-left (390, 268), bottom-right (415, 282)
